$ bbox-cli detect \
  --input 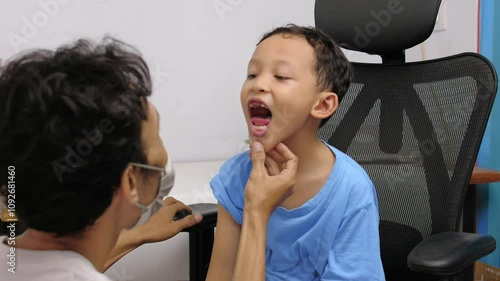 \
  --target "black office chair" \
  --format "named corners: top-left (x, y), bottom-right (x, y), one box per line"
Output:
top-left (315, 0), bottom-right (497, 280)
